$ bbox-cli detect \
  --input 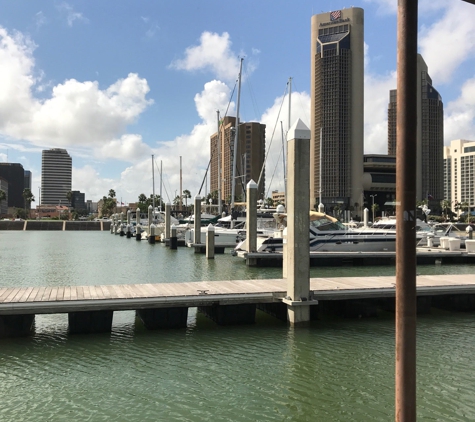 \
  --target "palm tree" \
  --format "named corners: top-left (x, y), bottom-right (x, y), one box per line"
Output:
top-left (460, 201), bottom-right (470, 223)
top-left (182, 189), bottom-right (191, 211)
top-left (108, 189), bottom-right (116, 199)
top-left (371, 203), bottom-right (380, 223)
top-left (440, 199), bottom-right (451, 221)
top-left (22, 188), bottom-right (35, 220)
